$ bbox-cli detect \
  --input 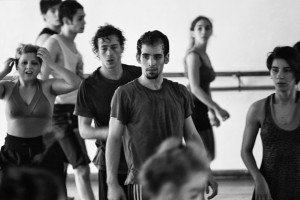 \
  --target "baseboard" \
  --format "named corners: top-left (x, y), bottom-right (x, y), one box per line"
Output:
top-left (212, 170), bottom-right (251, 180)
top-left (66, 170), bottom-right (252, 182)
